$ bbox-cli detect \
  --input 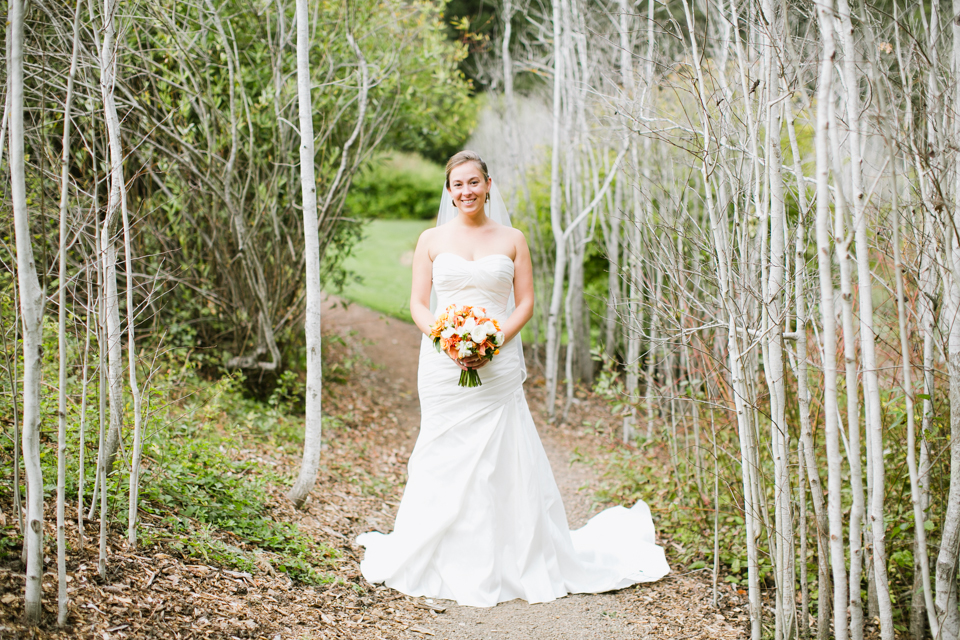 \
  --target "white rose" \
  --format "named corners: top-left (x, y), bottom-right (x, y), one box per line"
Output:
top-left (482, 321), bottom-right (497, 335)
top-left (494, 331), bottom-right (505, 346)
top-left (458, 341), bottom-right (475, 359)
top-left (462, 316), bottom-right (477, 331)
top-left (441, 327), bottom-right (456, 340)
top-left (470, 325), bottom-right (489, 343)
